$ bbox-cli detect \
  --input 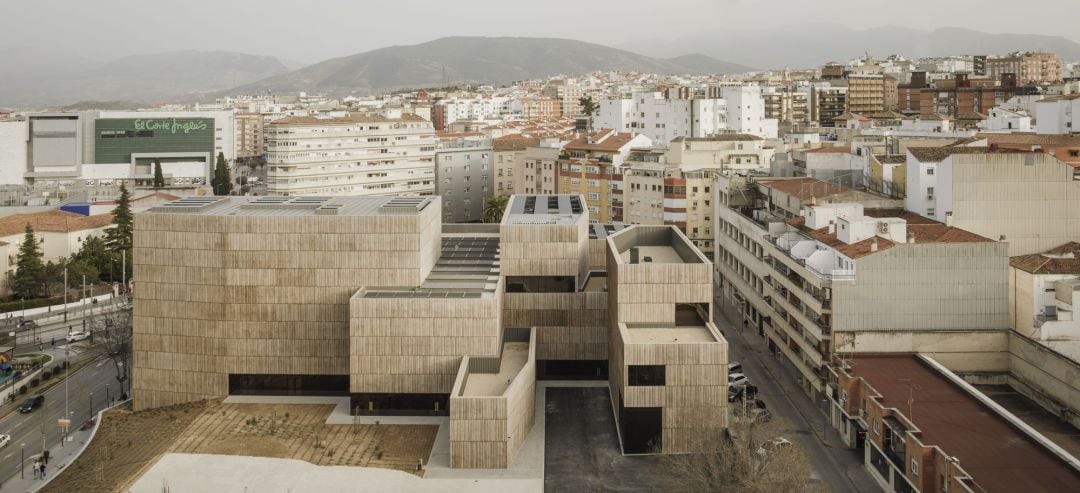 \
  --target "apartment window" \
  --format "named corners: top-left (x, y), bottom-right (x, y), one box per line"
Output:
top-left (911, 458), bottom-right (919, 476)
top-left (927, 187), bottom-right (935, 196)
top-left (927, 208), bottom-right (936, 216)
top-left (588, 192), bottom-right (600, 201)
top-left (926, 167), bottom-right (935, 175)
top-left (628, 365), bottom-right (665, 386)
